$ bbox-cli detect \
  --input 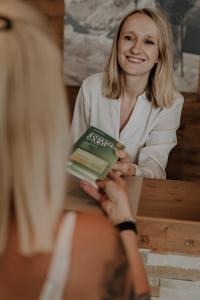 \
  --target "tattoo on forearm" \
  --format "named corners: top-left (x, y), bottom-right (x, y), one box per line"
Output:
top-left (101, 237), bottom-right (134, 300)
